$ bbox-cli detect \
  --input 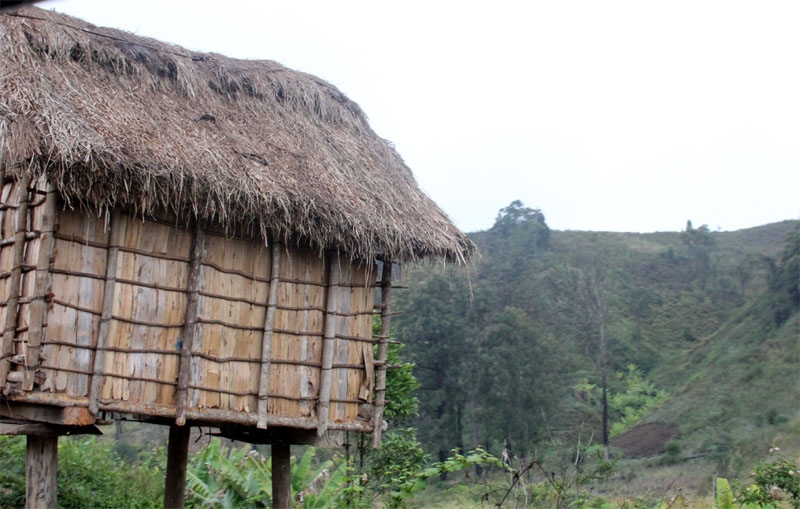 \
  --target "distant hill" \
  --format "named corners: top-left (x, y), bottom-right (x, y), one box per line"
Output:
top-left (393, 211), bottom-right (798, 494)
